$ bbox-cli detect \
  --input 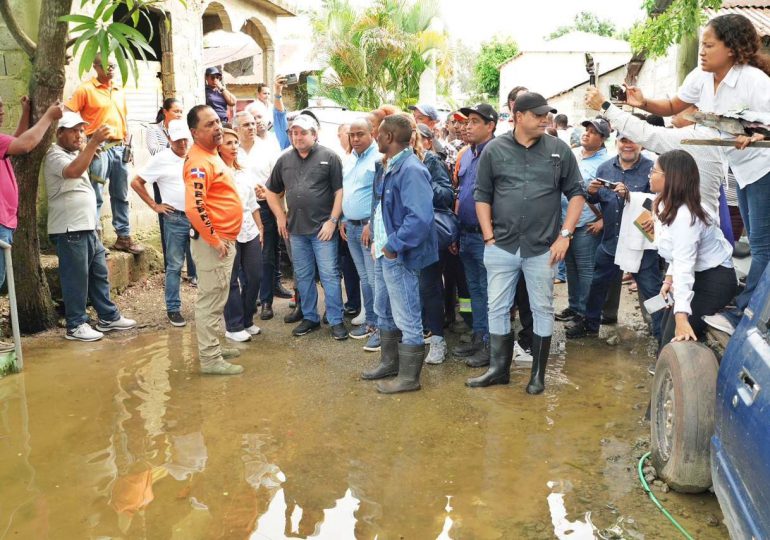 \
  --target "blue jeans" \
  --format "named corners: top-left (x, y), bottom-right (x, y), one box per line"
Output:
top-left (485, 244), bottom-right (555, 337)
top-left (259, 206), bottom-right (278, 304)
top-left (459, 231), bottom-right (488, 335)
top-left (290, 232), bottom-right (344, 325)
top-left (732, 170), bottom-right (770, 323)
top-left (345, 223), bottom-right (376, 327)
top-left (565, 225), bottom-right (601, 315)
top-left (556, 260), bottom-right (567, 282)
top-left (162, 211), bottom-right (191, 312)
top-left (224, 236), bottom-right (263, 331)
top-left (51, 230), bottom-right (119, 330)
top-left (88, 145), bottom-right (130, 236)
top-left (374, 256), bottom-right (424, 345)
top-left (0, 225), bottom-right (14, 290)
